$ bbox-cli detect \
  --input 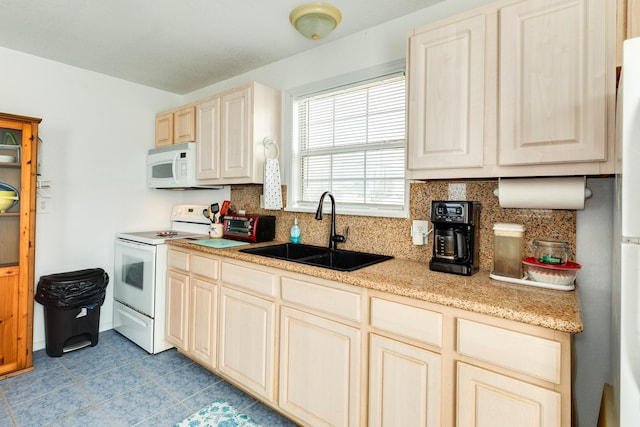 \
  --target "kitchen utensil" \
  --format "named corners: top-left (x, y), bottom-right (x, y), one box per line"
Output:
top-left (220, 200), bottom-right (231, 215)
top-left (523, 257), bottom-right (581, 285)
